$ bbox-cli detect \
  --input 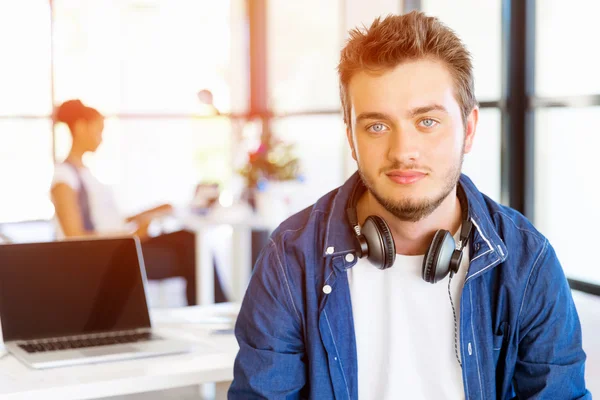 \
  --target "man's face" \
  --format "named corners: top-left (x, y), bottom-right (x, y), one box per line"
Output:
top-left (346, 58), bottom-right (477, 222)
